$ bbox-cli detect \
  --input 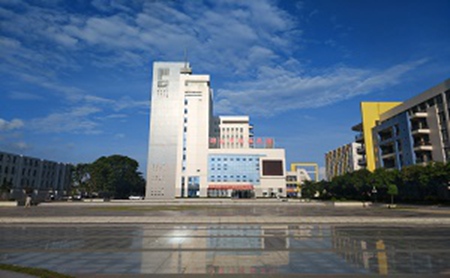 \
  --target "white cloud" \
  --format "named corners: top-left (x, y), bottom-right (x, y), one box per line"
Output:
top-left (215, 59), bottom-right (428, 116)
top-left (0, 118), bottom-right (24, 131)
top-left (102, 114), bottom-right (128, 119)
top-left (13, 141), bottom-right (28, 150)
top-left (30, 106), bottom-right (101, 134)
top-left (113, 96), bottom-right (148, 111)
top-left (0, 0), bottom-right (432, 123)
top-left (114, 133), bottom-right (125, 139)
top-left (8, 91), bottom-right (43, 100)
top-left (1, 0), bottom-right (298, 76)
